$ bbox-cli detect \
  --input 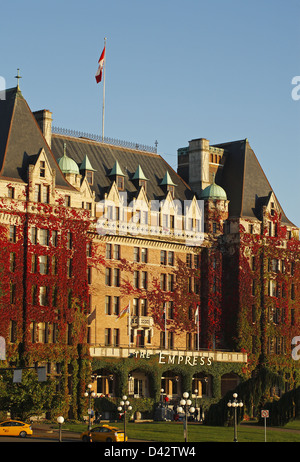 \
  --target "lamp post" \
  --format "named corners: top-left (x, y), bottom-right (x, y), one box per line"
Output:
top-left (117, 395), bottom-right (132, 442)
top-left (227, 393), bottom-right (243, 442)
top-left (177, 392), bottom-right (195, 443)
top-left (57, 416), bottom-right (64, 442)
top-left (84, 383), bottom-right (96, 431)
